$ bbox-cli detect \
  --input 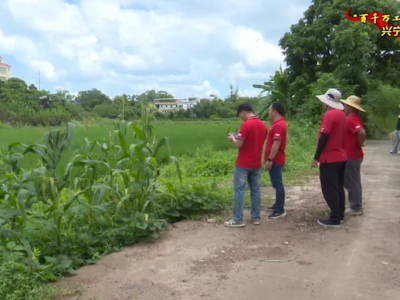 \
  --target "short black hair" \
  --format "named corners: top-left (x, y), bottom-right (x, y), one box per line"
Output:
top-left (236, 103), bottom-right (253, 116)
top-left (271, 101), bottom-right (285, 117)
